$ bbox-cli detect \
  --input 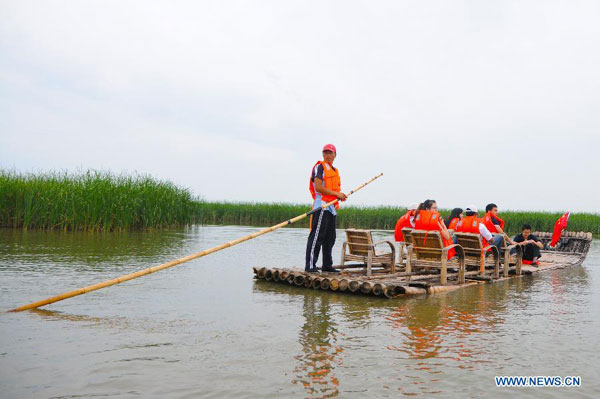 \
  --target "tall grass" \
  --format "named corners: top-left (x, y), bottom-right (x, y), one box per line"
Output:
top-left (0, 170), bottom-right (201, 231)
top-left (196, 202), bottom-right (600, 236)
top-left (1, 170), bottom-right (598, 235)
